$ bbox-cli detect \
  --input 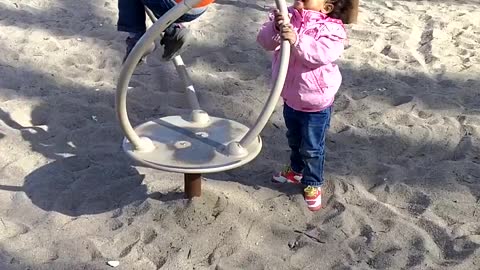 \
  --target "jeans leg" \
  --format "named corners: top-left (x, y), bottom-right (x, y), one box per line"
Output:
top-left (283, 104), bottom-right (304, 173)
top-left (117, 0), bottom-right (147, 33)
top-left (144, 0), bottom-right (206, 24)
top-left (300, 106), bottom-right (332, 187)
top-left (117, 0), bottom-right (205, 34)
